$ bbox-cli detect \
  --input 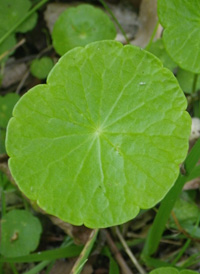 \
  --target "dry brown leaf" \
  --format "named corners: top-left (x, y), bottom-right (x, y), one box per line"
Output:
top-left (49, 215), bottom-right (92, 245)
